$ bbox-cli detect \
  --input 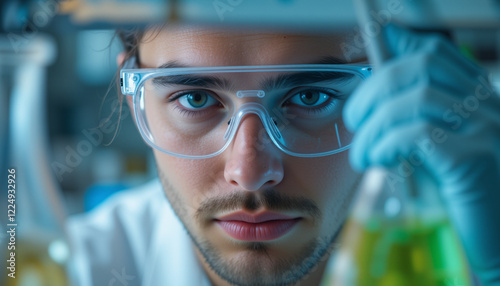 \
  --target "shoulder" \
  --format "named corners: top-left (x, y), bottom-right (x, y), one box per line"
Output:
top-left (68, 179), bottom-right (165, 235)
top-left (66, 179), bottom-right (170, 285)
